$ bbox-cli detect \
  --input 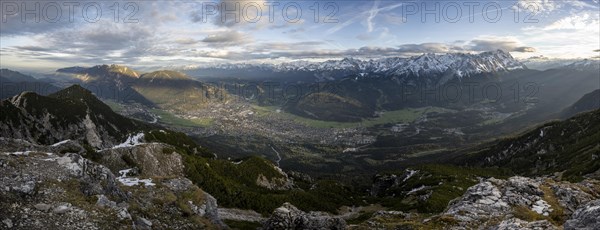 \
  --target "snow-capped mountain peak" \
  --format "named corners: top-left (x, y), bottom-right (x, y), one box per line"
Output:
top-left (563, 59), bottom-right (600, 71)
top-left (181, 50), bottom-right (526, 80)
